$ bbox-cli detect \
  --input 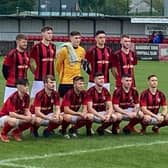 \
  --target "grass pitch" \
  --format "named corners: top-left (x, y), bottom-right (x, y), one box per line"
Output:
top-left (0, 57), bottom-right (168, 168)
